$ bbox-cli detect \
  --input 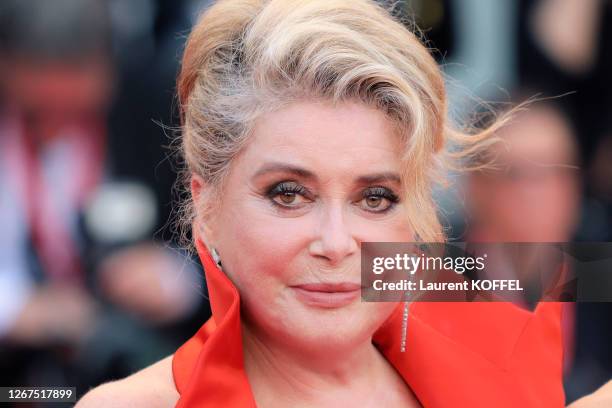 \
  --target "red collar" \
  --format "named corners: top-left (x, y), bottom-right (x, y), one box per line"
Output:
top-left (172, 239), bottom-right (565, 407)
